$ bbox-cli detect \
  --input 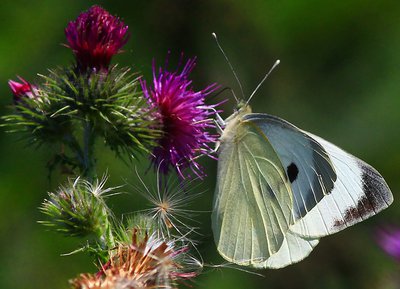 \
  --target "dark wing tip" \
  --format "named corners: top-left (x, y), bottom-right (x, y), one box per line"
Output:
top-left (333, 161), bottom-right (393, 230)
top-left (360, 161), bottom-right (393, 211)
